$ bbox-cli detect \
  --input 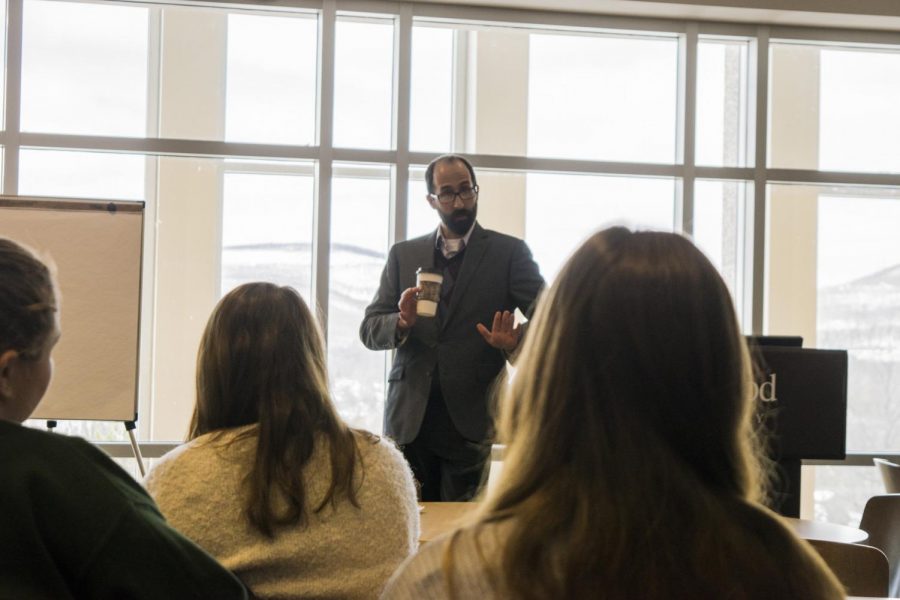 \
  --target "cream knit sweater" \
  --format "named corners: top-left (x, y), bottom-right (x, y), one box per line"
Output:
top-left (381, 520), bottom-right (506, 599)
top-left (145, 426), bottom-right (419, 600)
